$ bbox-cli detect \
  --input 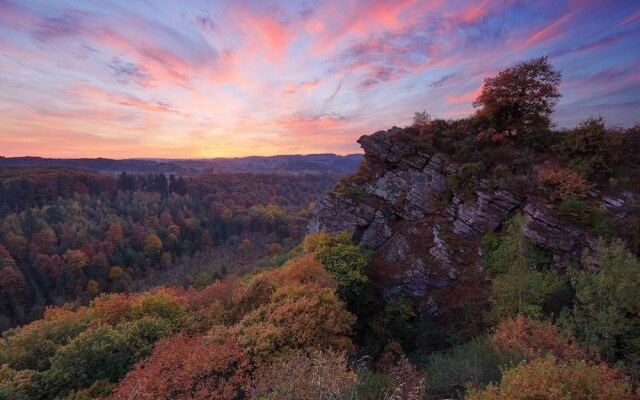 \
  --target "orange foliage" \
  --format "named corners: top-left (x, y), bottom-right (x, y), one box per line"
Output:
top-left (232, 282), bottom-right (355, 362)
top-left (537, 165), bottom-right (589, 200)
top-left (180, 277), bottom-right (242, 311)
top-left (276, 254), bottom-right (336, 288)
top-left (466, 356), bottom-right (634, 400)
top-left (178, 278), bottom-right (244, 331)
top-left (105, 223), bottom-right (124, 245)
top-left (64, 249), bottom-right (89, 271)
top-left (106, 256), bottom-right (355, 399)
top-left (491, 314), bottom-right (586, 362)
top-left (91, 293), bottom-right (133, 325)
top-left (110, 334), bottom-right (251, 400)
